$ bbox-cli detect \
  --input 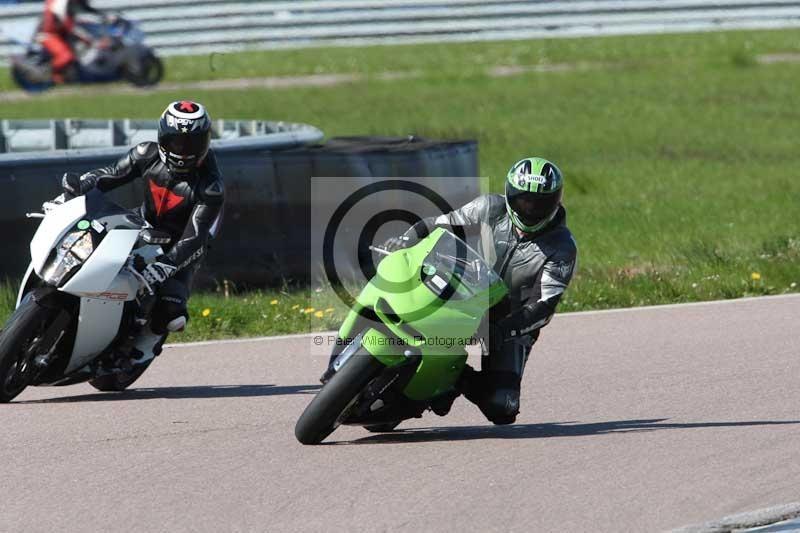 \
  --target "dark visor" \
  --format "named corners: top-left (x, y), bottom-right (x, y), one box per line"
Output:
top-left (509, 192), bottom-right (559, 225)
top-left (160, 131), bottom-right (209, 157)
